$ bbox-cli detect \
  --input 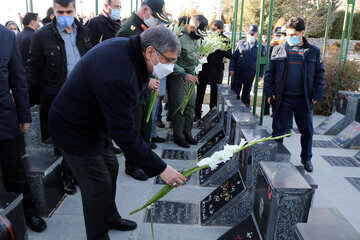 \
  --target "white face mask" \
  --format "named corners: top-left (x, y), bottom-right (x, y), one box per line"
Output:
top-left (247, 35), bottom-right (256, 44)
top-left (144, 10), bottom-right (160, 28)
top-left (39, 22), bottom-right (44, 29)
top-left (151, 52), bottom-right (174, 79)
